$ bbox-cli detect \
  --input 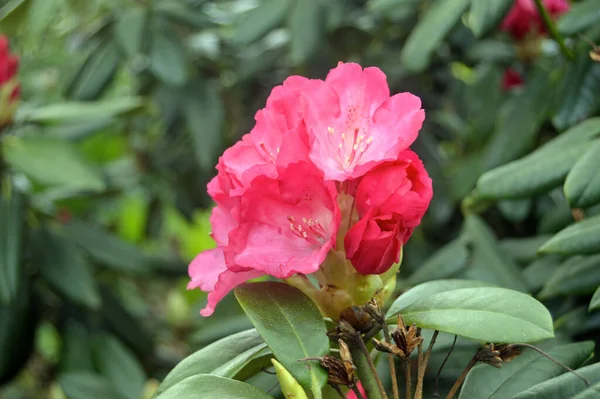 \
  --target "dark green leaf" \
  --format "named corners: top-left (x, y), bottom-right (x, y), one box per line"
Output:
top-left (539, 214), bottom-right (600, 255)
top-left (399, 287), bottom-right (554, 342)
top-left (20, 98), bottom-right (145, 124)
top-left (407, 239), bottom-right (470, 285)
top-left (557, 0), bottom-right (600, 36)
top-left (154, 0), bottom-right (214, 29)
top-left (114, 6), bottom-right (147, 57)
top-left (461, 215), bottom-right (529, 292)
top-left (33, 228), bottom-right (101, 309)
top-left (466, 39), bottom-right (516, 63)
top-left (0, 188), bottom-right (22, 304)
top-left (62, 220), bottom-right (151, 273)
top-left (156, 329), bottom-right (266, 395)
top-left (67, 39), bottom-right (120, 101)
top-left (231, 0), bottom-right (294, 45)
top-left (3, 136), bottom-right (105, 192)
top-left (542, 117), bottom-right (600, 152)
top-left (91, 334), bottom-right (146, 399)
top-left (539, 254), bottom-right (600, 298)
top-left (149, 21), bottom-right (188, 86)
top-left (155, 375), bottom-right (274, 399)
top-left (553, 52), bottom-right (600, 130)
top-left (59, 322), bottom-right (94, 373)
top-left (459, 341), bottom-right (594, 399)
top-left (499, 235), bottom-right (553, 264)
top-left (288, 0), bottom-right (324, 64)
top-left (468, 0), bottom-right (513, 37)
top-left (58, 372), bottom-right (120, 399)
top-left (513, 363), bottom-right (600, 399)
top-left (183, 79), bottom-right (224, 171)
top-left (523, 256), bottom-right (562, 292)
top-left (590, 286), bottom-right (600, 311)
top-left (498, 199), bottom-right (532, 223)
top-left (571, 381), bottom-right (600, 399)
top-left (401, 0), bottom-right (470, 72)
top-left (235, 282), bottom-right (328, 398)
top-left (564, 140), bottom-right (600, 208)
